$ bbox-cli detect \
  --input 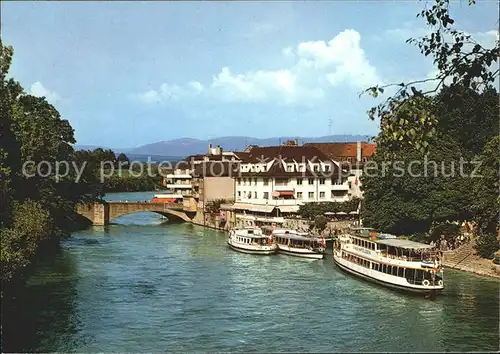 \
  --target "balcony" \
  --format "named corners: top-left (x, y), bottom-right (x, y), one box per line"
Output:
top-left (331, 184), bottom-right (349, 191)
top-left (166, 174), bottom-right (192, 179)
top-left (274, 185), bottom-right (294, 192)
top-left (165, 183), bottom-right (192, 189)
